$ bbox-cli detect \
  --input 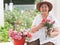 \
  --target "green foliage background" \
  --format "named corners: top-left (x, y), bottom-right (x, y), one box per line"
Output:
top-left (0, 8), bottom-right (40, 42)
